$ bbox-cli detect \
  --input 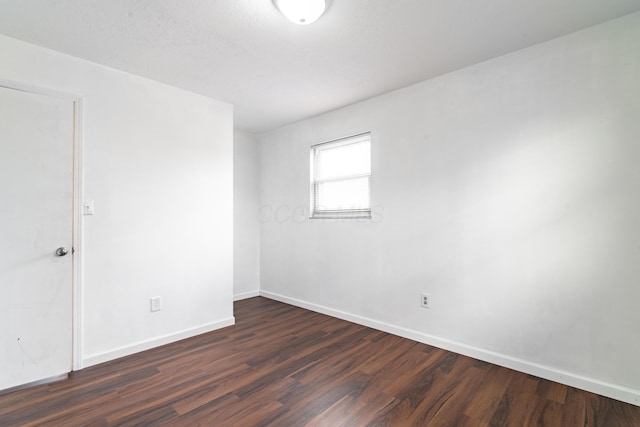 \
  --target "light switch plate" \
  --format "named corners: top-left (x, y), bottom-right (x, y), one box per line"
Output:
top-left (83, 200), bottom-right (94, 215)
